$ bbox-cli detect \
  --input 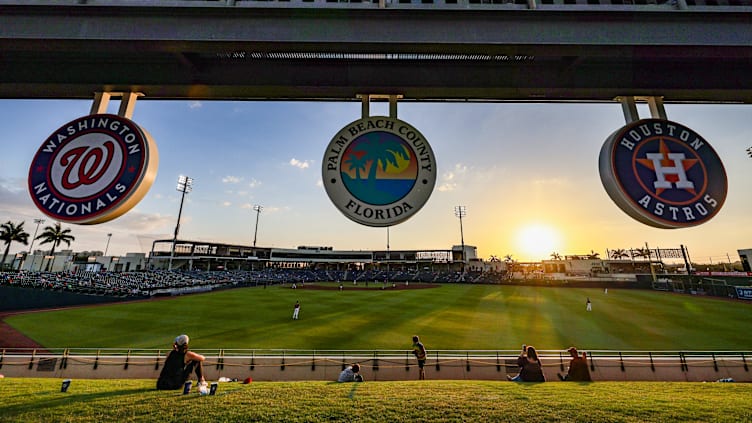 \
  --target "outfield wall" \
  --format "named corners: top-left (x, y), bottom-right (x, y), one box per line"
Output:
top-left (0, 351), bottom-right (748, 383)
top-left (0, 286), bottom-right (132, 312)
